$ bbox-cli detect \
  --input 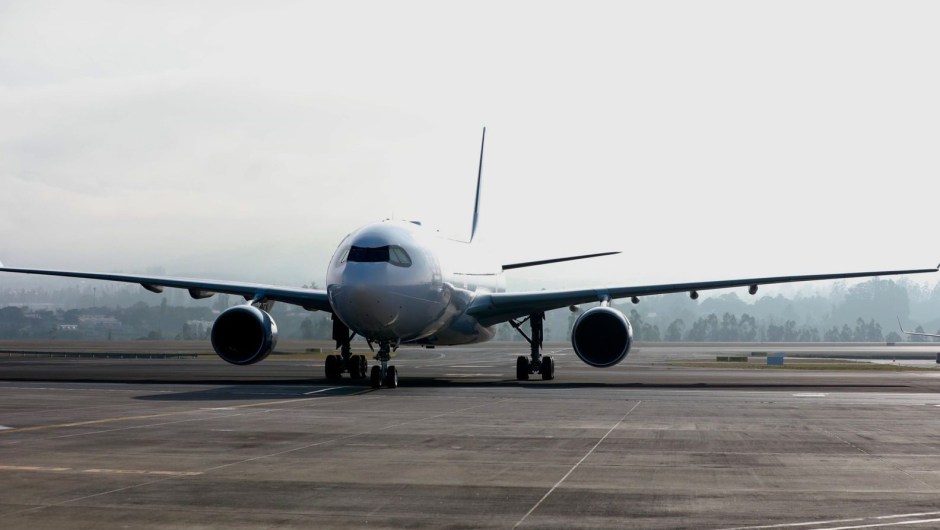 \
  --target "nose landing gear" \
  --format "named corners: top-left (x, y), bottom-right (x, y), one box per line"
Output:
top-left (370, 341), bottom-right (398, 389)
